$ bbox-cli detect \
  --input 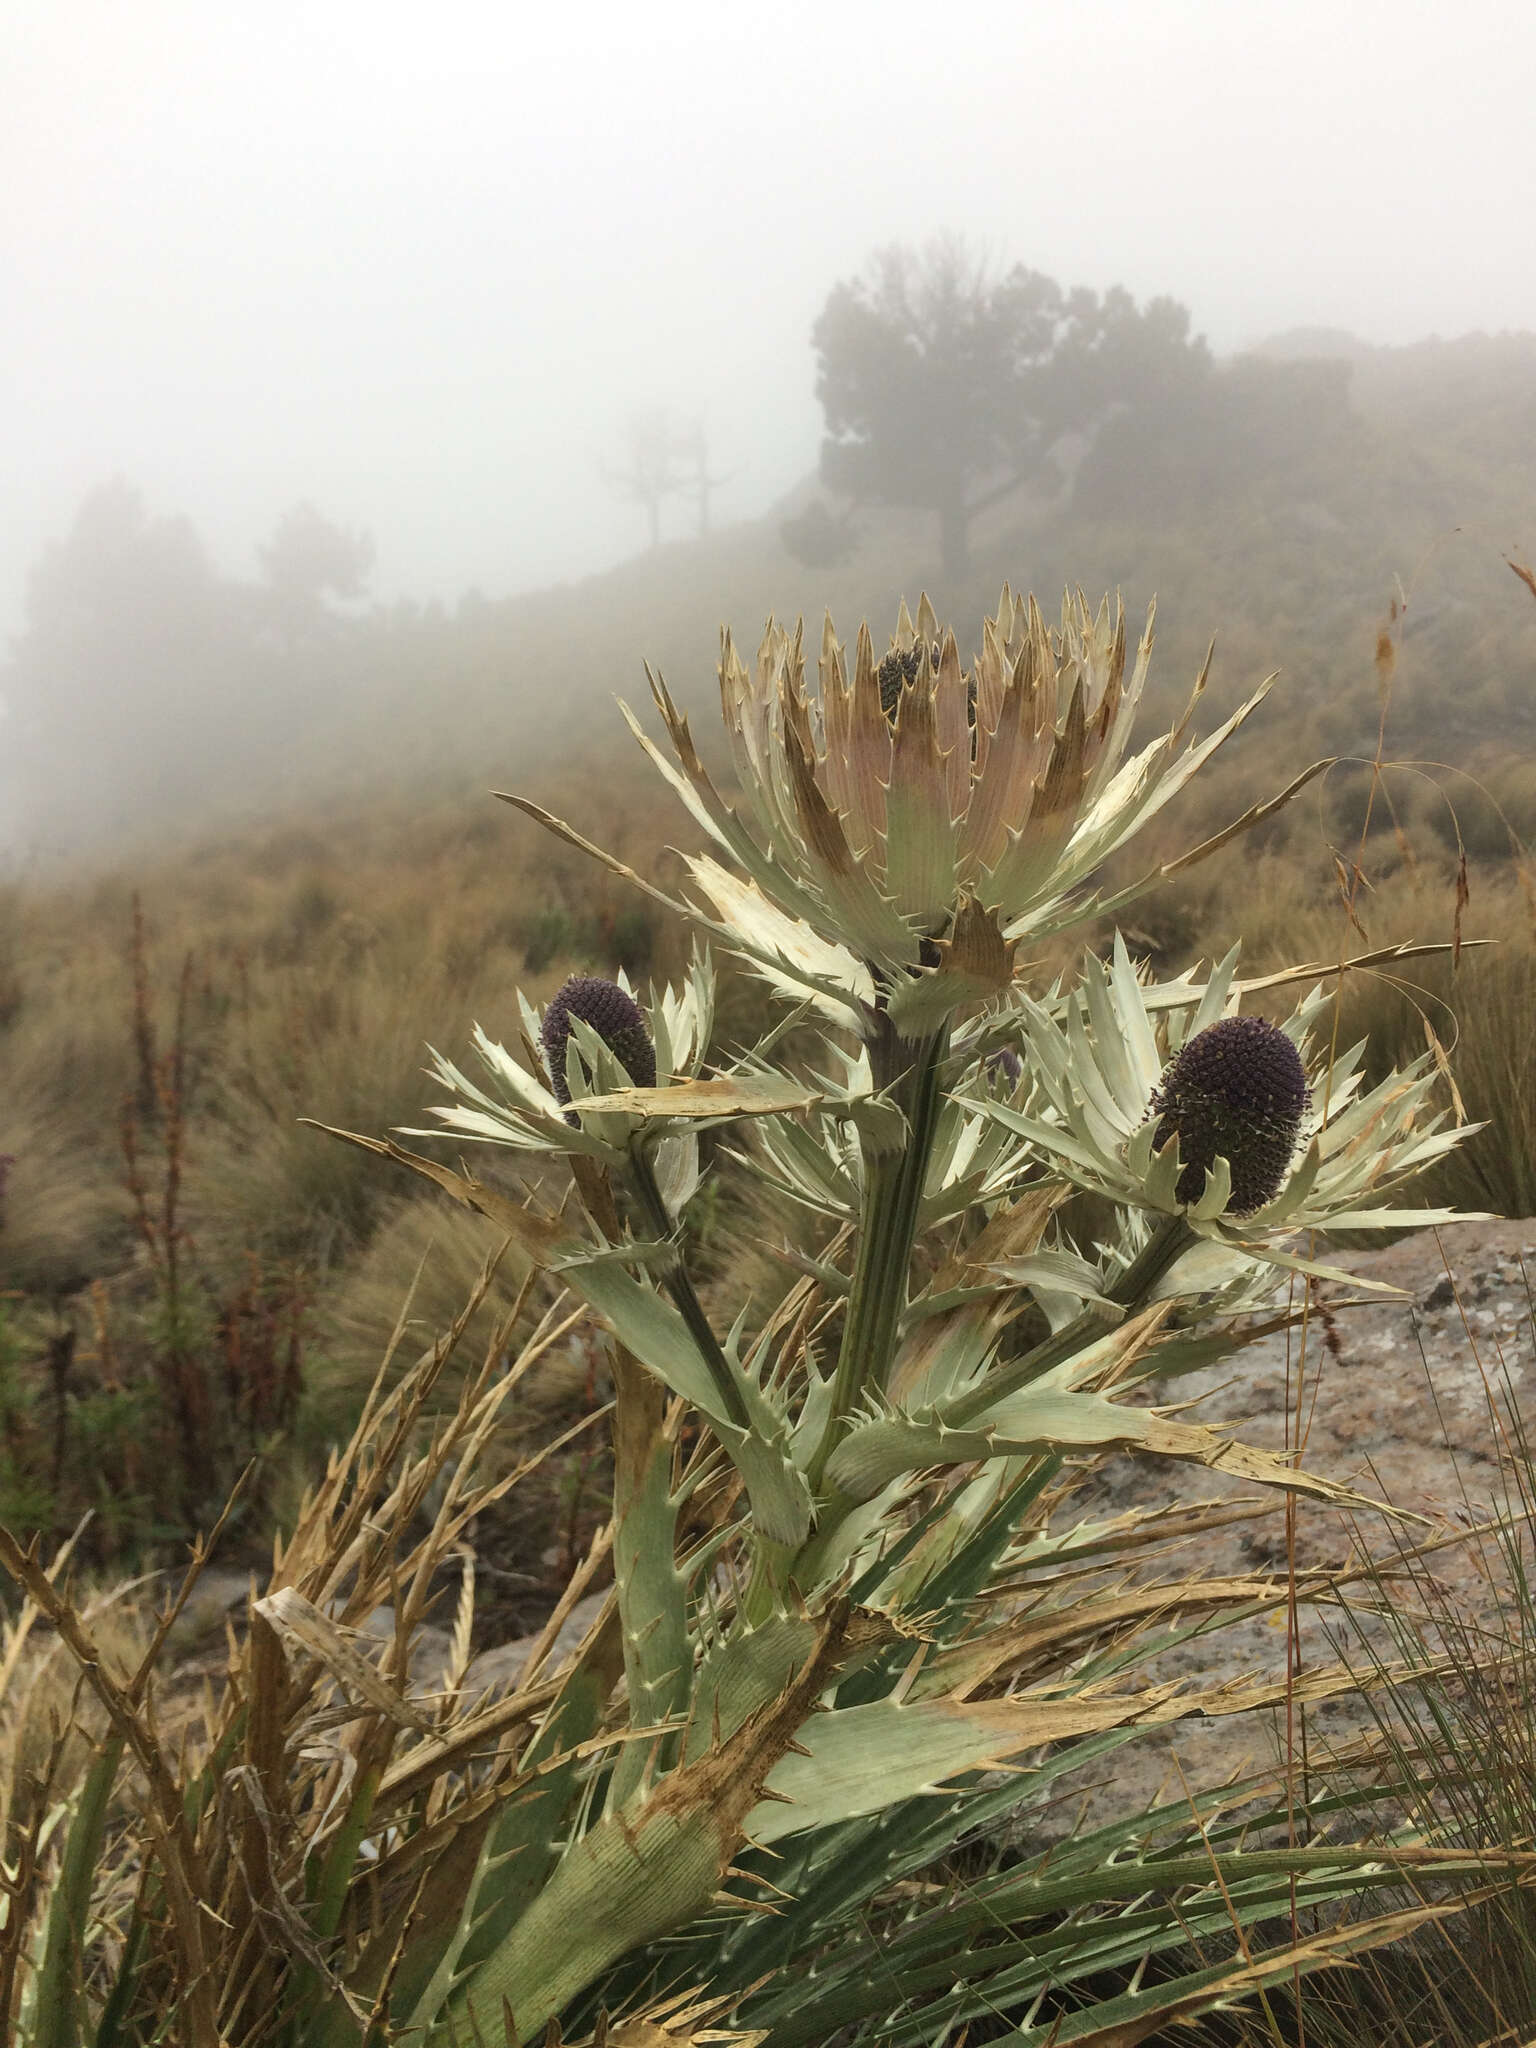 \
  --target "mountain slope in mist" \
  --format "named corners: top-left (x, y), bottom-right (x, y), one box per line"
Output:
top-left (3, 328), bottom-right (1533, 867)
